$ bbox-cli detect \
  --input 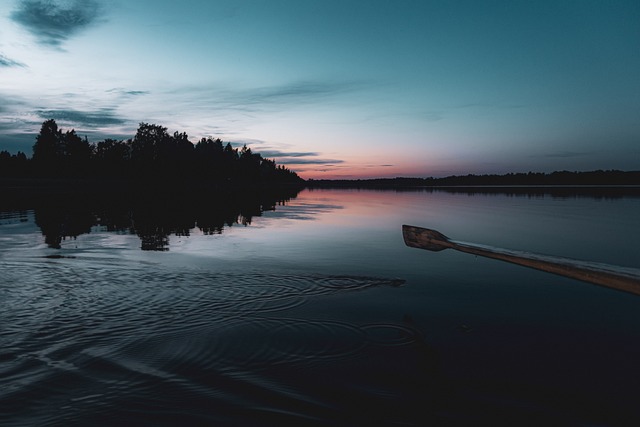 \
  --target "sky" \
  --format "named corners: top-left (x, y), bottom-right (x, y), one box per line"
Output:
top-left (0, 0), bottom-right (639, 179)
